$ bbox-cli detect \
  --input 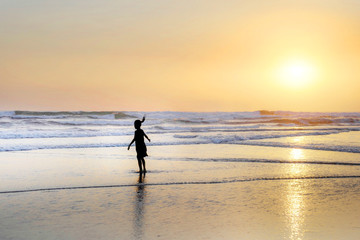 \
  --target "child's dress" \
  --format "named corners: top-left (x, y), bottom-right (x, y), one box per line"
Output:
top-left (135, 129), bottom-right (148, 158)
